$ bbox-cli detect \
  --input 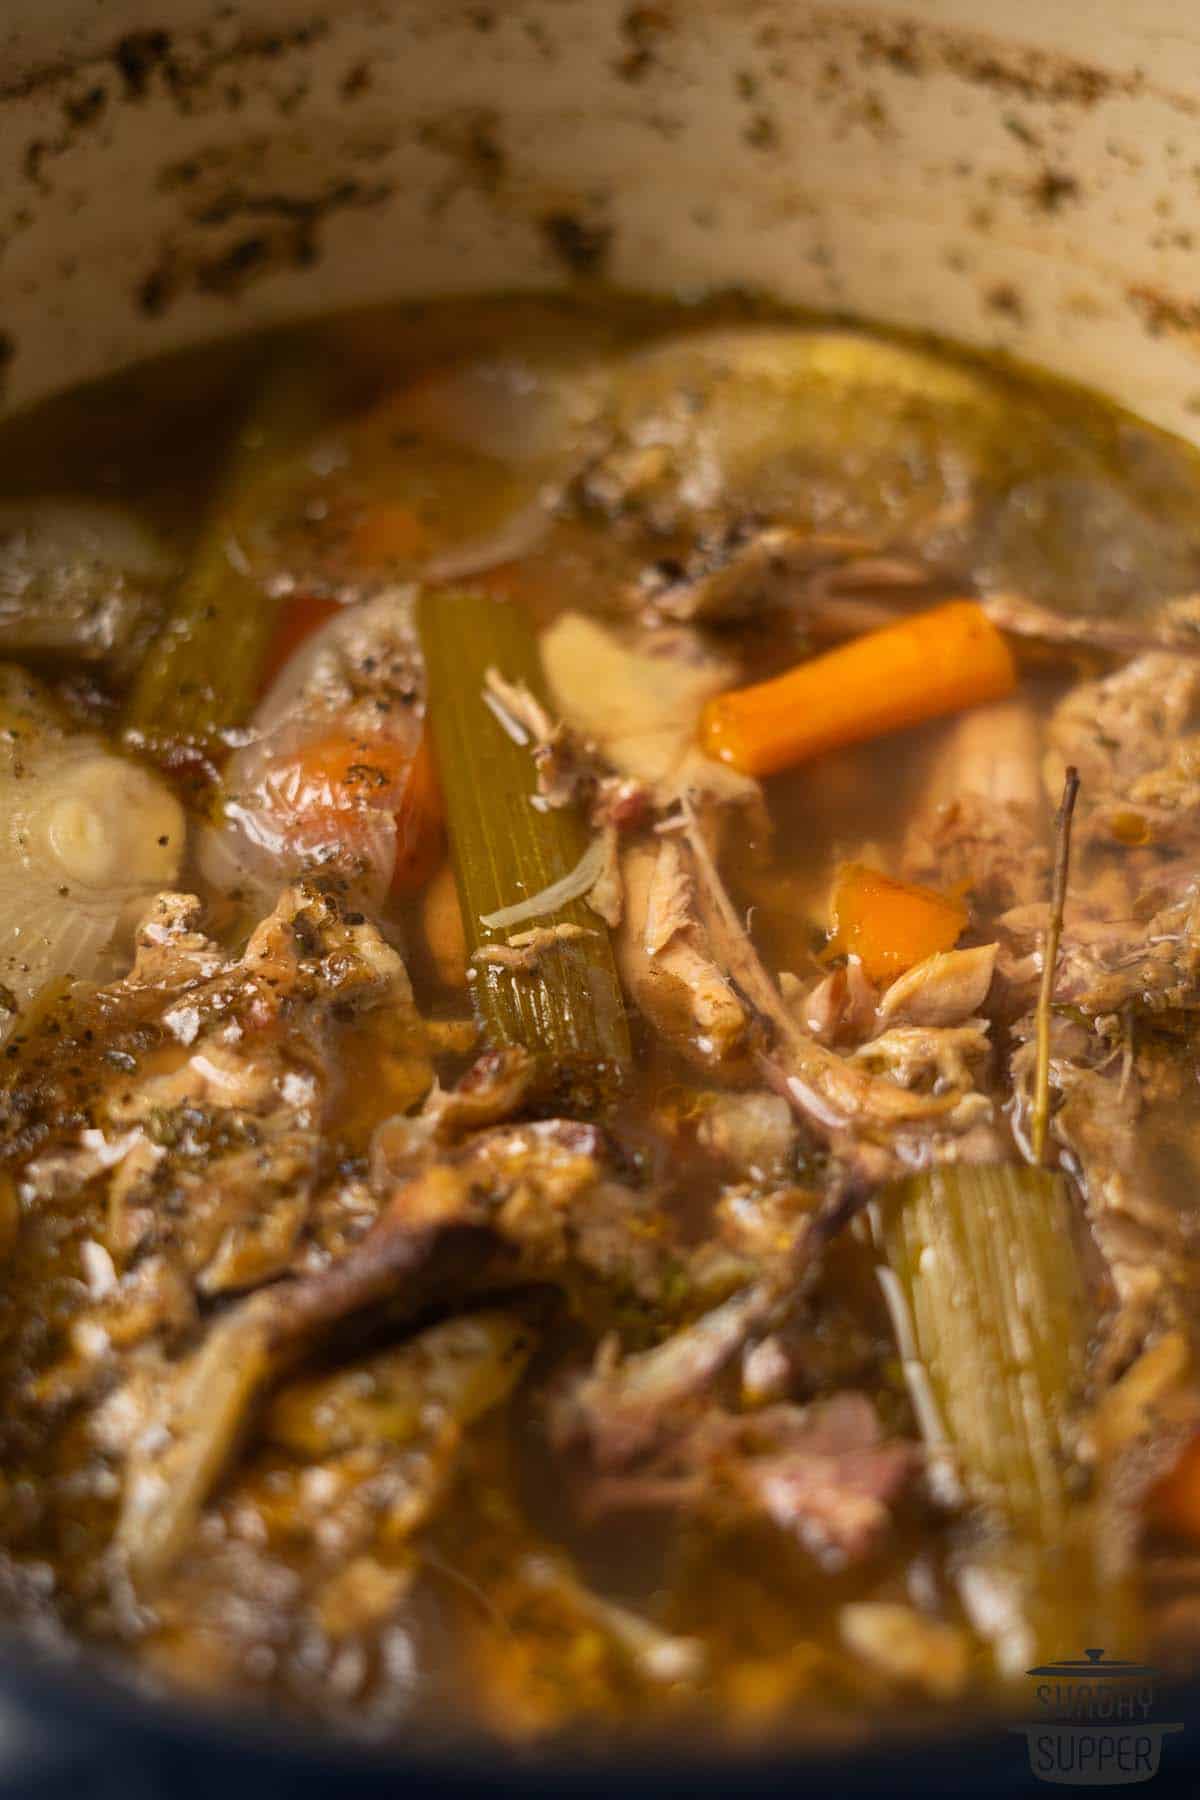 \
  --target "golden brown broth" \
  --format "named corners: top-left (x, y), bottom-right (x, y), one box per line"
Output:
top-left (0, 292), bottom-right (1198, 1742)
